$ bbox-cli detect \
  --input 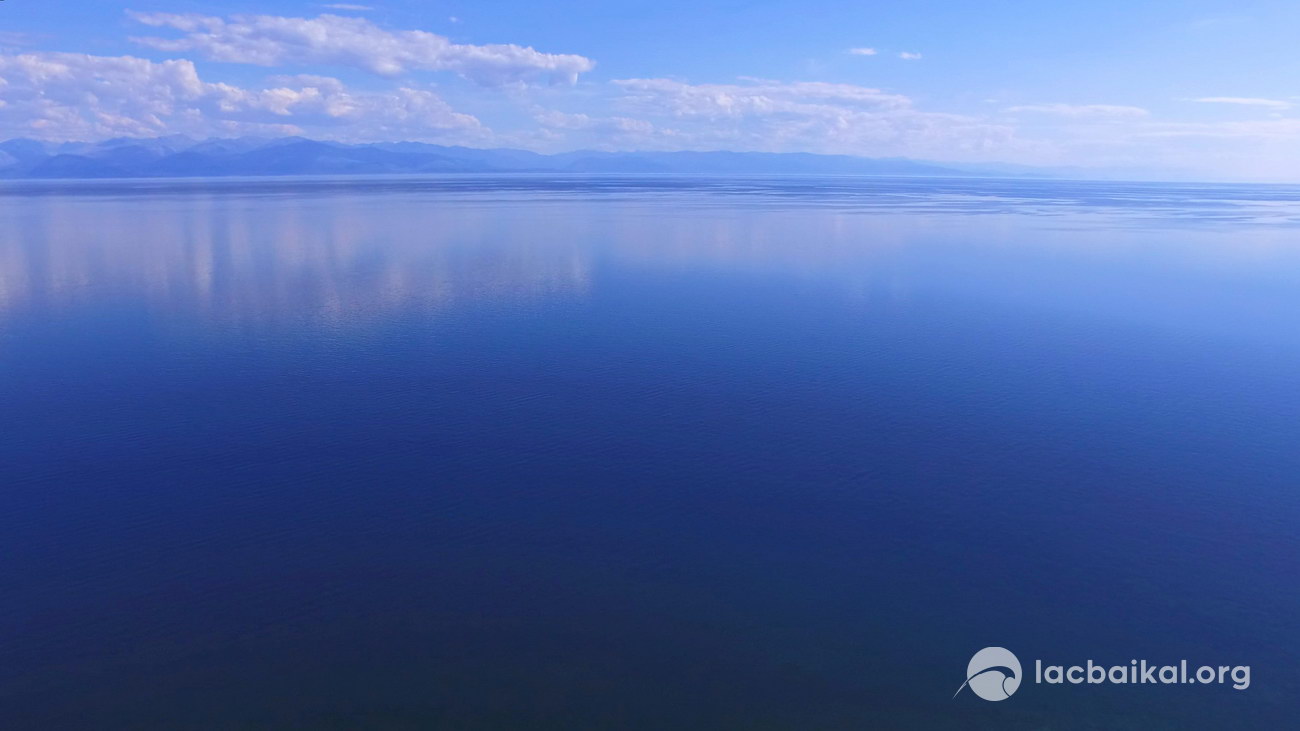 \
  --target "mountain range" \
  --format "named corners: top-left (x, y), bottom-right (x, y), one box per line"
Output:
top-left (0, 136), bottom-right (1055, 180)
